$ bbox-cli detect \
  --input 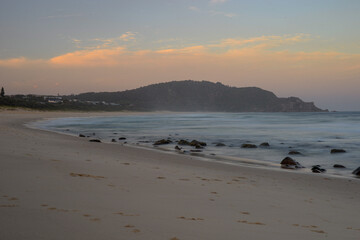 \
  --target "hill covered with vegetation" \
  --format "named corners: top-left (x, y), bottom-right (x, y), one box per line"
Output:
top-left (0, 81), bottom-right (326, 112)
top-left (72, 80), bottom-right (326, 112)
